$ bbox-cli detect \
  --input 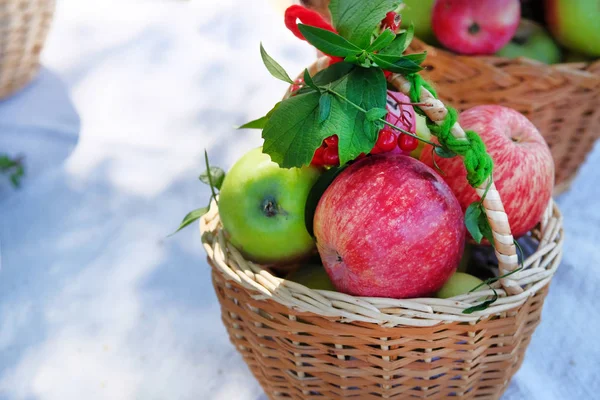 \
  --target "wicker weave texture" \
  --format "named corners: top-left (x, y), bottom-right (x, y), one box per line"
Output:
top-left (0, 0), bottom-right (55, 99)
top-left (408, 39), bottom-right (600, 192)
top-left (213, 270), bottom-right (548, 400)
